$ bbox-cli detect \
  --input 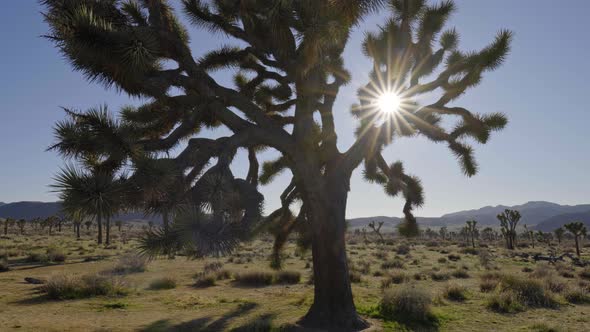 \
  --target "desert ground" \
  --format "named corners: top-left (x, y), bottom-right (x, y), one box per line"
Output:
top-left (1, 227), bottom-right (590, 332)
